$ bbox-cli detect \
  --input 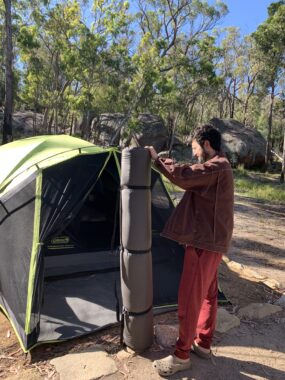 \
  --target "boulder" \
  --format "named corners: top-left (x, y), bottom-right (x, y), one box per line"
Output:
top-left (121, 113), bottom-right (168, 151)
top-left (91, 113), bottom-right (126, 146)
top-left (91, 113), bottom-right (169, 151)
top-left (216, 308), bottom-right (240, 333)
top-left (158, 137), bottom-right (193, 162)
top-left (154, 324), bottom-right (178, 347)
top-left (274, 294), bottom-right (285, 307)
top-left (238, 303), bottom-right (282, 320)
top-left (0, 111), bottom-right (45, 138)
top-left (170, 137), bottom-right (193, 162)
top-left (210, 118), bottom-right (266, 169)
